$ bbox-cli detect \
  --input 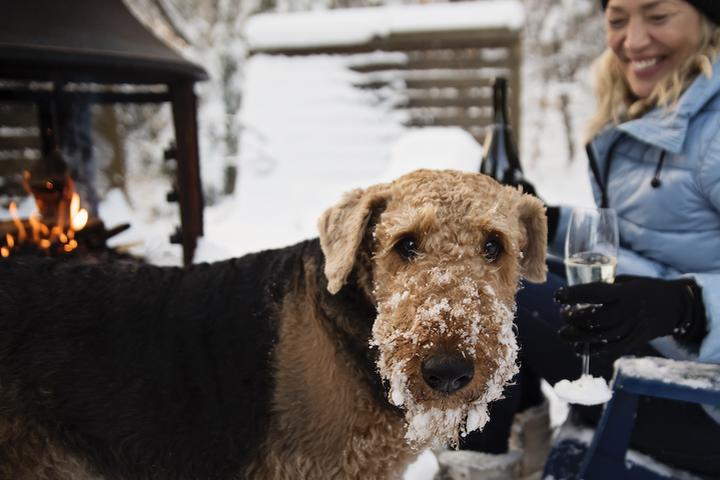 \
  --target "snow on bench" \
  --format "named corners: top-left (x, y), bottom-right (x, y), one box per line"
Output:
top-left (614, 356), bottom-right (720, 393)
